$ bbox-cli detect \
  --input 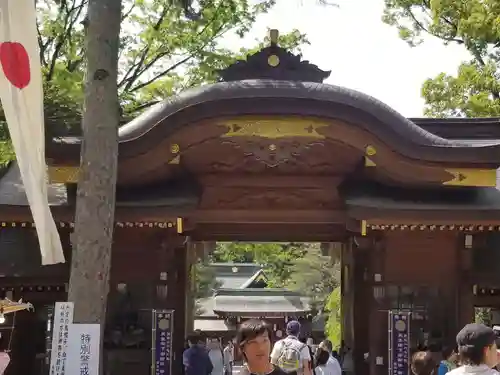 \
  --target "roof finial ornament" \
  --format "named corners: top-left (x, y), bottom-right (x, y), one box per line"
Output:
top-left (216, 27), bottom-right (331, 83)
top-left (269, 29), bottom-right (279, 46)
